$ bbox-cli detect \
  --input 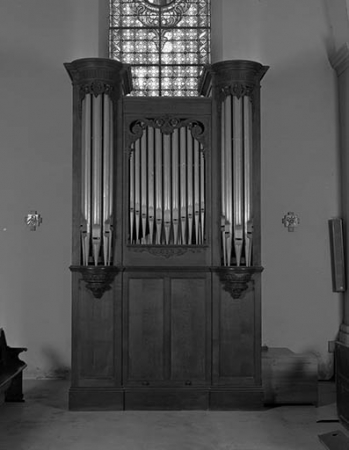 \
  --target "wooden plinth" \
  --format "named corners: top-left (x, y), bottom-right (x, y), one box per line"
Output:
top-left (69, 386), bottom-right (264, 411)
